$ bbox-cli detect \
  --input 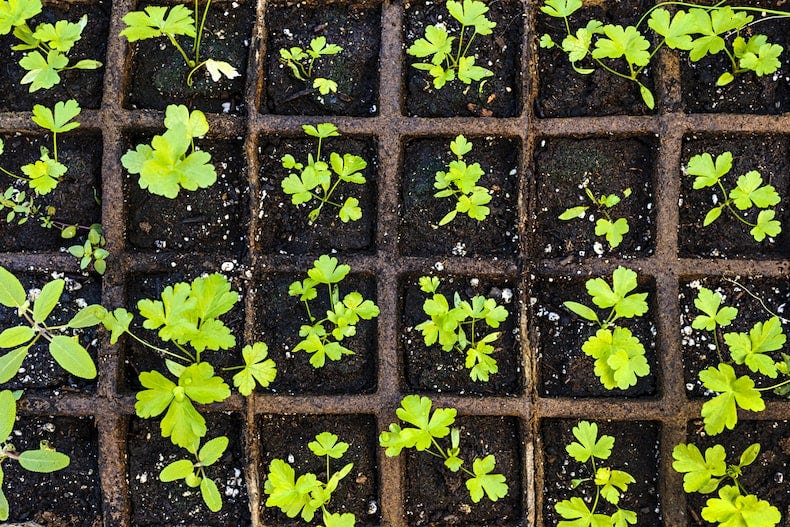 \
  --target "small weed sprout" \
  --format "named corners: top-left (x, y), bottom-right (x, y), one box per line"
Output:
top-left (159, 435), bottom-right (229, 512)
top-left (279, 36), bottom-right (343, 95)
top-left (434, 135), bottom-right (492, 226)
top-left (559, 185), bottom-right (632, 249)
